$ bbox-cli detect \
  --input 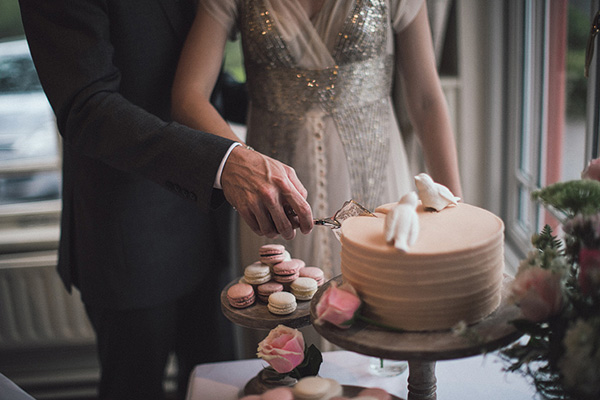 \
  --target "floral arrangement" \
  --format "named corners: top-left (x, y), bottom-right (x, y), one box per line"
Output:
top-left (256, 324), bottom-right (322, 380)
top-left (501, 160), bottom-right (600, 400)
